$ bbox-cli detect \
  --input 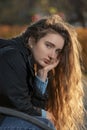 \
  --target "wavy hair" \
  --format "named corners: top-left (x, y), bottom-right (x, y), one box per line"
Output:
top-left (22, 14), bottom-right (86, 130)
top-left (46, 15), bottom-right (85, 130)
